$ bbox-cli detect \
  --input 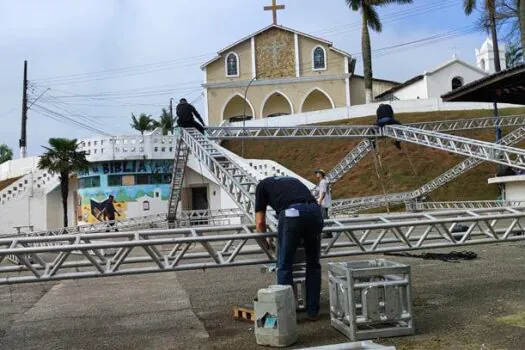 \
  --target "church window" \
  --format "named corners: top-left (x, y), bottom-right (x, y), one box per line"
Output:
top-left (451, 76), bottom-right (463, 90)
top-left (480, 59), bottom-right (486, 71)
top-left (226, 52), bottom-right (239, 77)
top-left (313, 46), bottom-right (326, 70)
